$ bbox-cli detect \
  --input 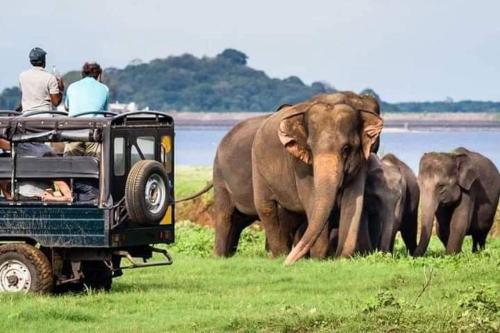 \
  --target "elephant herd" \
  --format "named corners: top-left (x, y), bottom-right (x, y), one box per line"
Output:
top-left (211, 91), bottom-right (500, 265)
